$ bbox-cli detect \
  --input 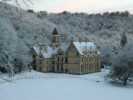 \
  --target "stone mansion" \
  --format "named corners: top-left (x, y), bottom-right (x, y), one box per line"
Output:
top-left (32, 28), bottom-right (101, 74)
